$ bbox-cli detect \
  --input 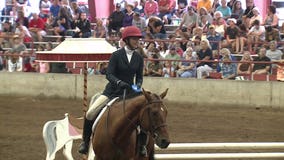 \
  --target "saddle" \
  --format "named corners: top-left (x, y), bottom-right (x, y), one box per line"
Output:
top-left (91, 96), bottom-right (120, 132)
